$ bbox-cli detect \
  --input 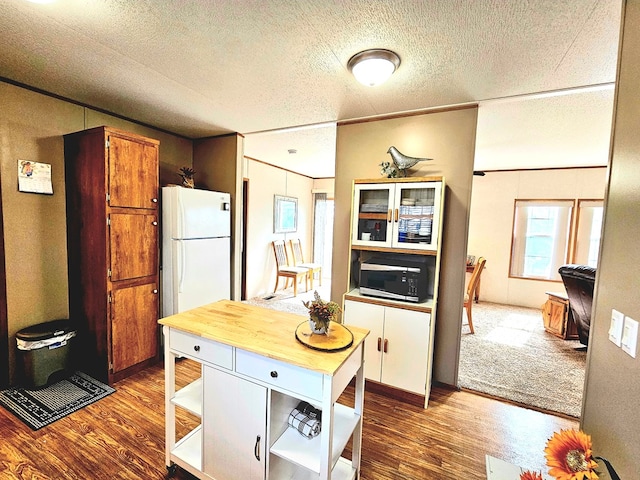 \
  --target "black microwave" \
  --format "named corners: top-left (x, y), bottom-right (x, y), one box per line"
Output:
top-left (359, 256), bottom-right (429, 303)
